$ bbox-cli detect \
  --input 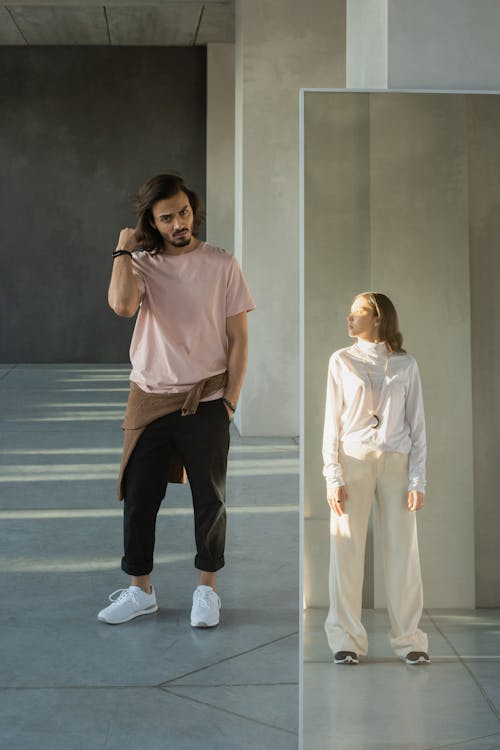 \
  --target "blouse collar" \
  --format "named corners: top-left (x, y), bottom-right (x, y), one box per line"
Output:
top-left (355, 339), bottom-right (389, 356)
